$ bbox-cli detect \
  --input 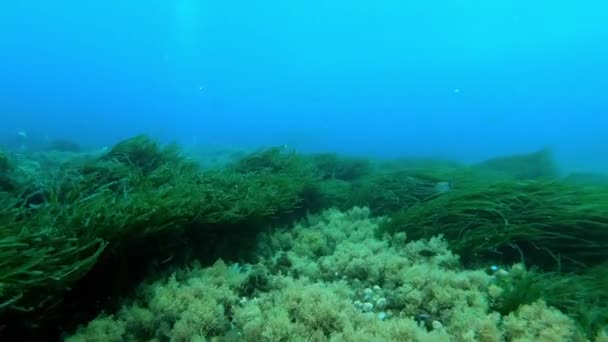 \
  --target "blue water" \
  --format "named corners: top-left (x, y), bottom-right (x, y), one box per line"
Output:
top-left (1, 0), bottom-right (607, 171)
